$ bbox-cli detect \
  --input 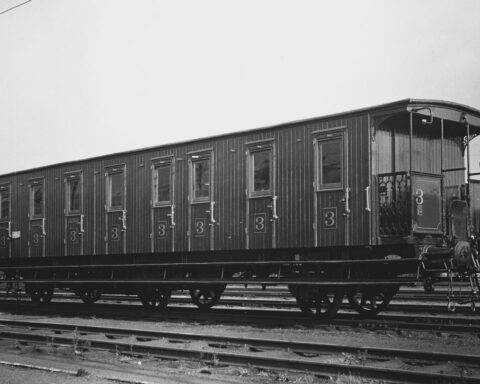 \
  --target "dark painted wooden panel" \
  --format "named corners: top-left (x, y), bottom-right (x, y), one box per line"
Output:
top-left (29, 219), bottom-right (44, 257)
top-left (190, 203), bottom-right (211, 251)
top-left (248, 197), bottom-right (274, 249)
top-left (316, 191), bottom-right (346, 246)
top-left (153, 206), bottom-right (173, 252)
top-left (0, 222), bottom-right (10, 258)
top-left (65, 216), bottom-right (83, 256)
top-left (0, 109), bottom-right (395, 256)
